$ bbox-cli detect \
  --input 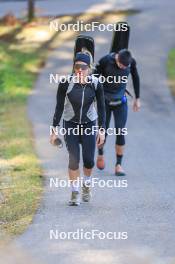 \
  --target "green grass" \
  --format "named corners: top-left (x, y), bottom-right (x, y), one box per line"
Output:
top-left (0, 32), bottom-right (46, 237)
top-left (0, 44), bottom-right (40, 99)
top-left (167, 48), bottom-right (175, 97)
